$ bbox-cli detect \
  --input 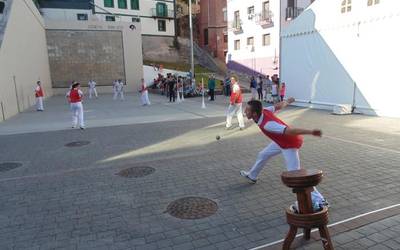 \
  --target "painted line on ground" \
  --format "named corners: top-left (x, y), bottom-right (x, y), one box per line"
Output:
top-left (324, 135), bottom-right (400, 154)
top-left (249, 203), bottom-right (400, 250)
